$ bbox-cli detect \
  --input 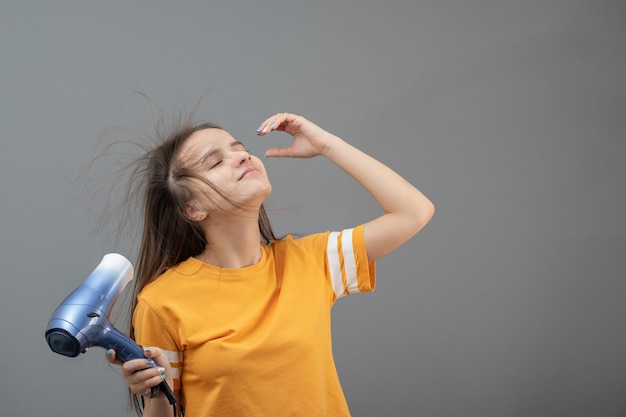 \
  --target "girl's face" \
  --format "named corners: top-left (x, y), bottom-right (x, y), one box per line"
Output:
top-left (178, 128), bottom-right (271, 216)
